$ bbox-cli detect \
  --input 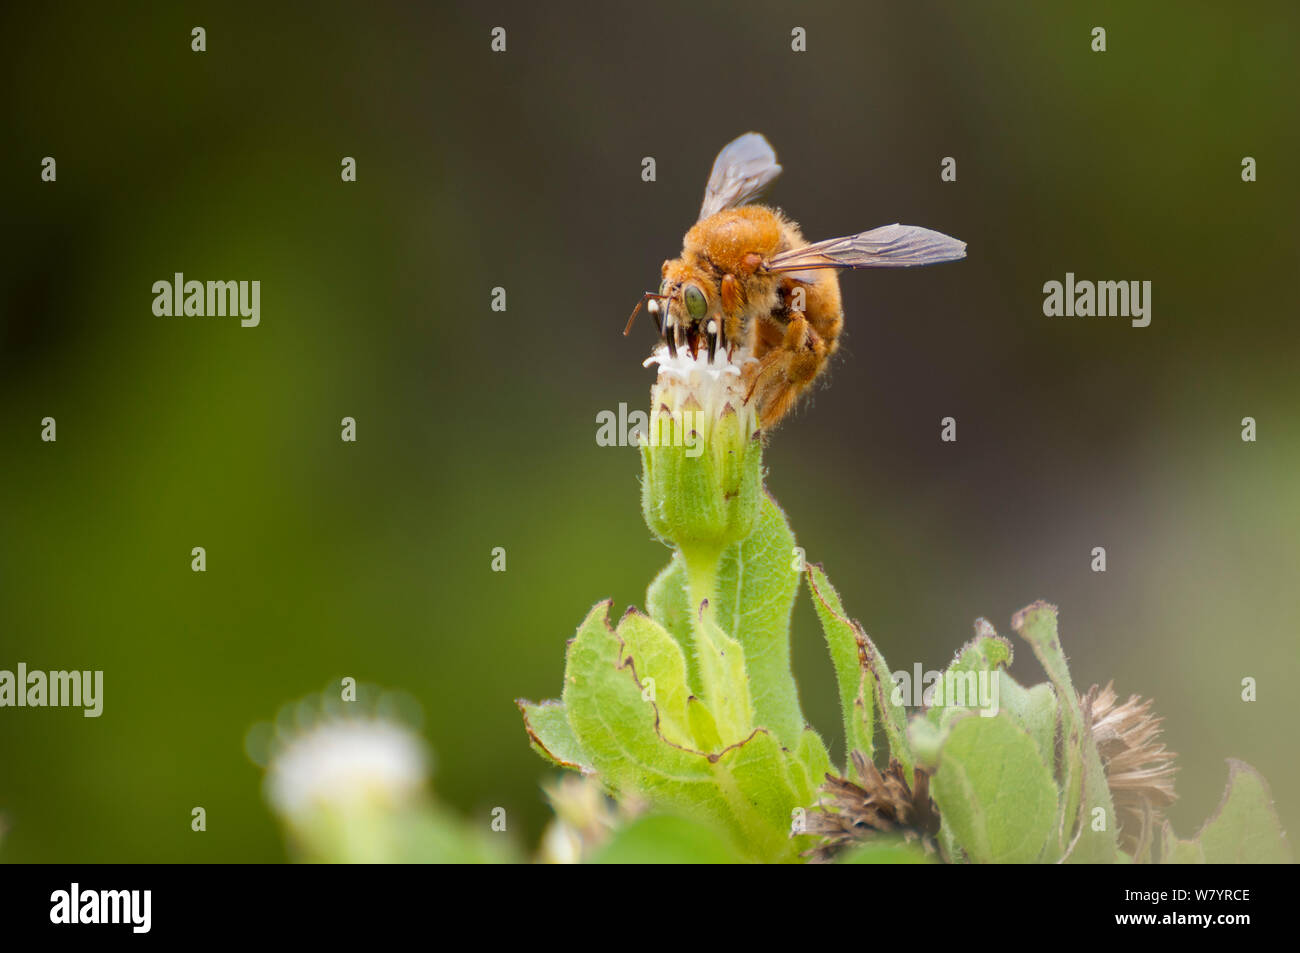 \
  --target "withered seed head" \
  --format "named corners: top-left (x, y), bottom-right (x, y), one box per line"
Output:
top-left (1081, 682), bottom-right (1178, 857)
top-left (803, 752), bottom-right (941, 863)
